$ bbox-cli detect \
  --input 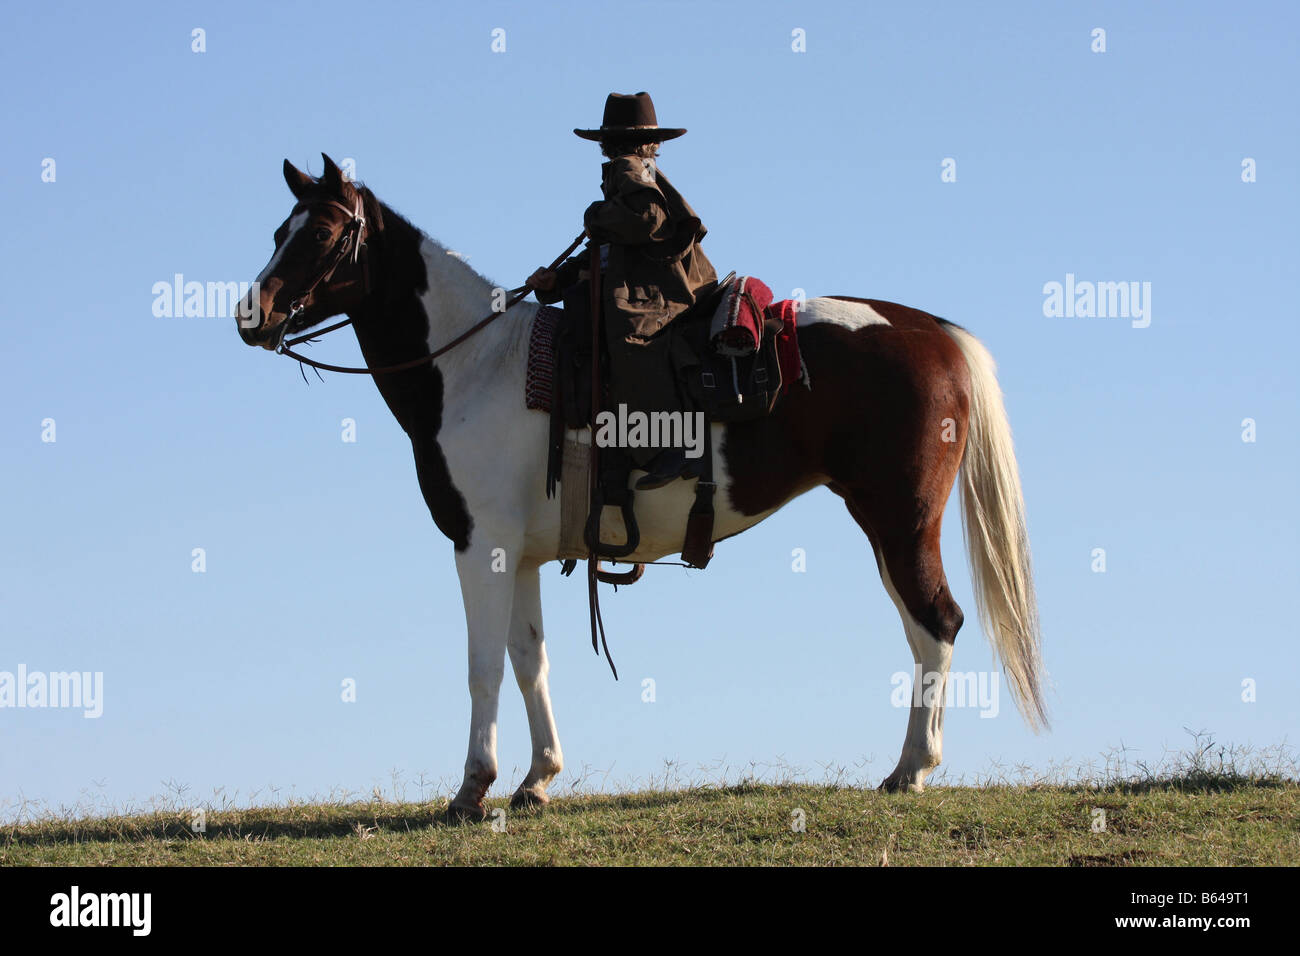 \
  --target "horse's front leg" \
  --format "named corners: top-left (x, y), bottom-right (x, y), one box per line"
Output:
top-left (506, 563), bottom-right (563, 809)
top-left (448, 537), bottom-right (520, 820)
